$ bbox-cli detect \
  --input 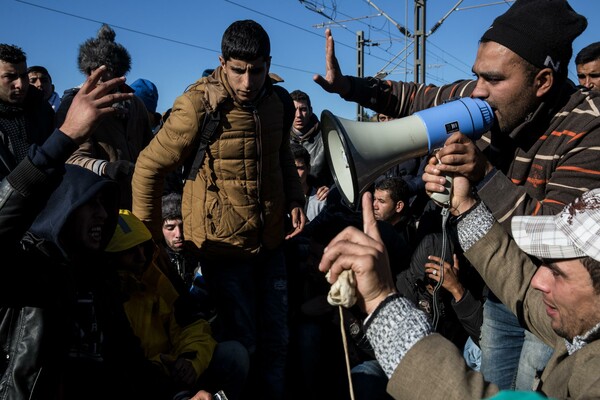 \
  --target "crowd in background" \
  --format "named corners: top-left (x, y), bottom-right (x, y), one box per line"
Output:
top-left (2, 1), bottom-right (600, 399)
